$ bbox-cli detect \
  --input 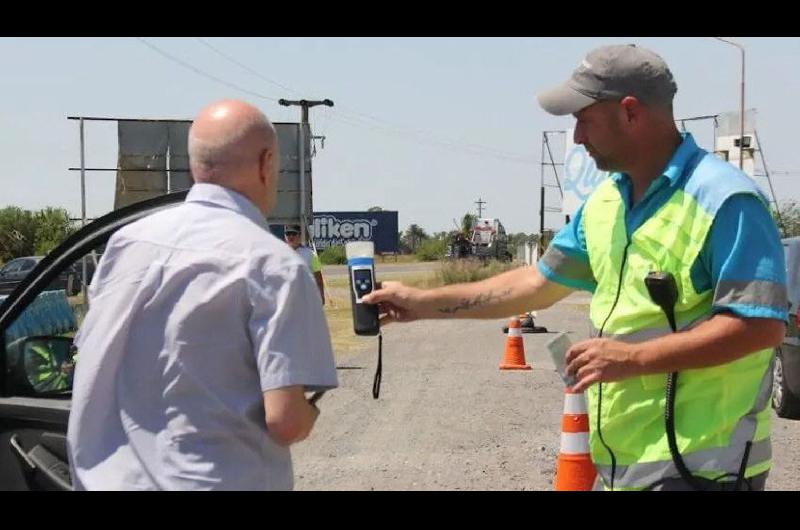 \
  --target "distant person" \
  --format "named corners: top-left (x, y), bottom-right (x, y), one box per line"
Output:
top-left (284, 224), bottom-right (325, 304)
top-left (67, 99), bottom-right (337, 490)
